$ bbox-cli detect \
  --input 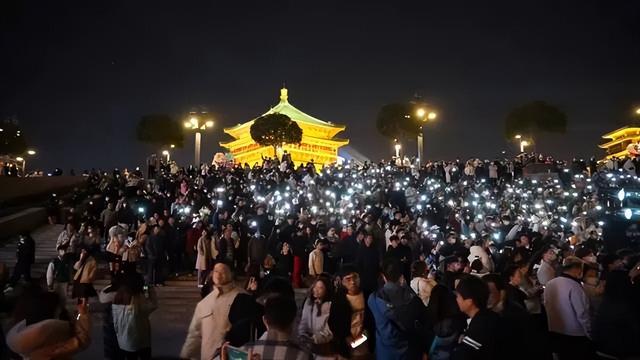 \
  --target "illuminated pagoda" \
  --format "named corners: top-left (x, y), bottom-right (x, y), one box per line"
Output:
top-left (220, 87), bottom-right (349, 167)
top-left (599, 126), bottom-right (640, 159)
